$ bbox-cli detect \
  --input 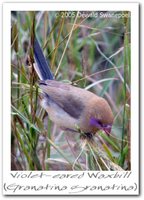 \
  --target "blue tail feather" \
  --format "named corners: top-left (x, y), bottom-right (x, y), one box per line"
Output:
top-left (34, 37), bottom-right (54, 80)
